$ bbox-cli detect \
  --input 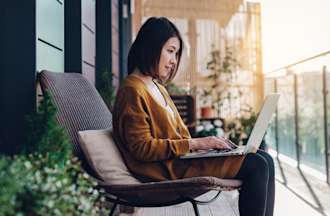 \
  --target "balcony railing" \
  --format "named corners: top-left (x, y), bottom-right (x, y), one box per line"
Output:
top-left (264, 50), bottom-right (330, 184)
